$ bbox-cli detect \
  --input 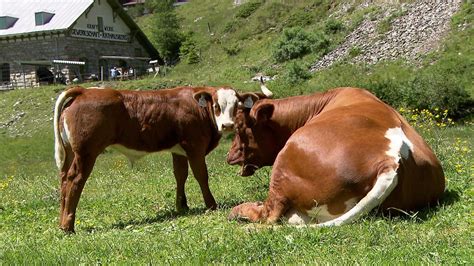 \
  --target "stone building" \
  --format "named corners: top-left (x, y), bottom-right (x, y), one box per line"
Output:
top-left (0, 0), bottom-right (161, 89)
